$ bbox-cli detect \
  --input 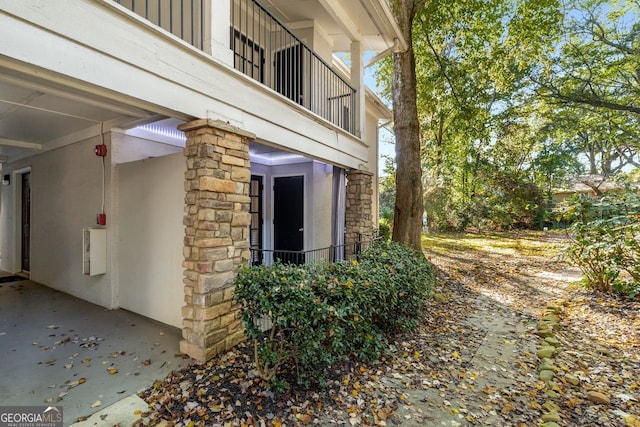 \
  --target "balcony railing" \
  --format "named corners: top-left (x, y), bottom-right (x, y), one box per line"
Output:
top-left (231, 0), bottom-right (356, 135)
top-left (113, 0), bottom-right (205, 49)
top-left (112, 0), bottom-right (357, 136)
top-left (249, 236), bottom-right (375, 266)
